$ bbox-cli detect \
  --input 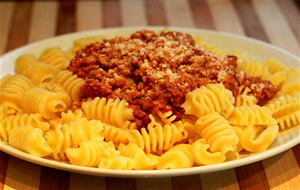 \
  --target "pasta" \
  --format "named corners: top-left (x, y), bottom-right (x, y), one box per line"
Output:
top-left (52, 70), bottom-right (85, 102)
top-left (15, 55), bottom-right (58, 85)
top-left (266, 95), bottom-right (300, 130)
top-left (227, 105), bottom-right (277, 126)
top-left (0, 74), bottom-right (34, 109)
top-left (9, 126), bottom-right (52, 157)
top-left (82, 97), bottom-right (135, 130)
top-left (0, 112), bottom-right (50, 141)
top-left (1, 29), bottom-right (299, 171)
top-left (20, 83), bottom-right (71, 119)
top-left (181, 84), bottom-right (235, 119)
top-left (38, 47), bottom-right (70, 70)
top-left (157, 144), bottom-right (194, 169)
top-left (195, 112), bottom-right (239, 159)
